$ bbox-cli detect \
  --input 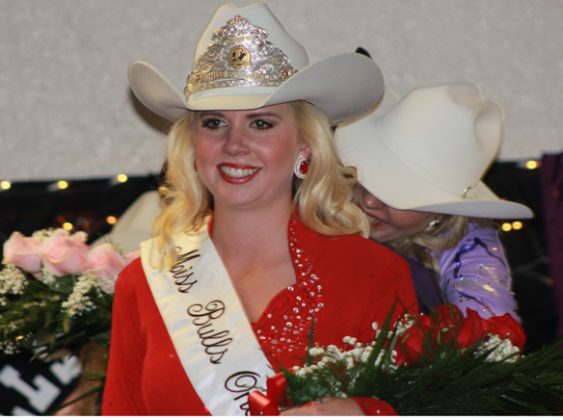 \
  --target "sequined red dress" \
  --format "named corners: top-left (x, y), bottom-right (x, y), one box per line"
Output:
top-left (102, 217), bottom-right (418, 415)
